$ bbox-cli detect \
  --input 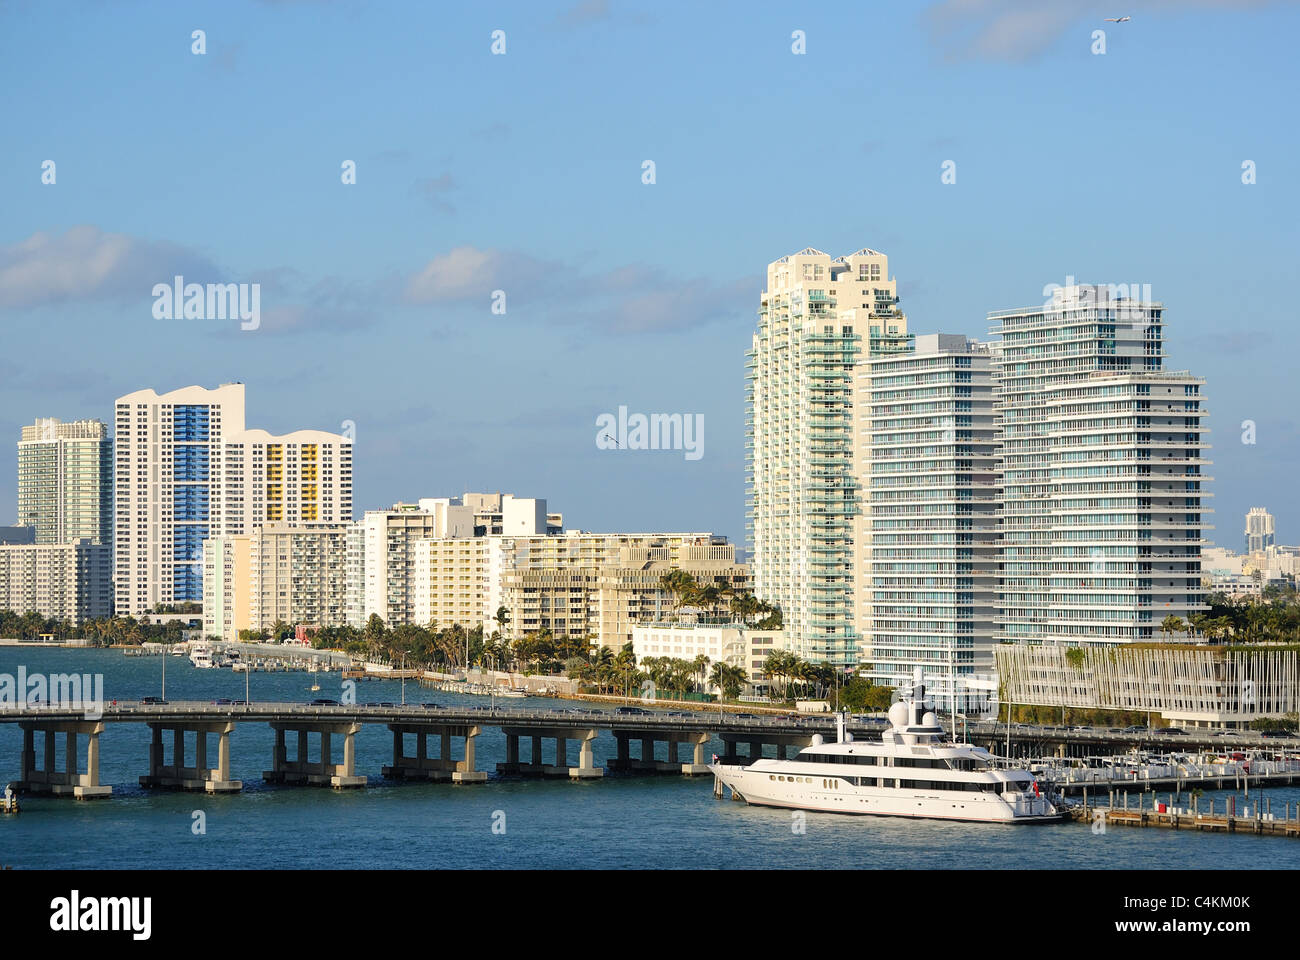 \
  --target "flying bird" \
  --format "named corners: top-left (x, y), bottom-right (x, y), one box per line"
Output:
top-left (1104, 16), bottom-right (1131, 22)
